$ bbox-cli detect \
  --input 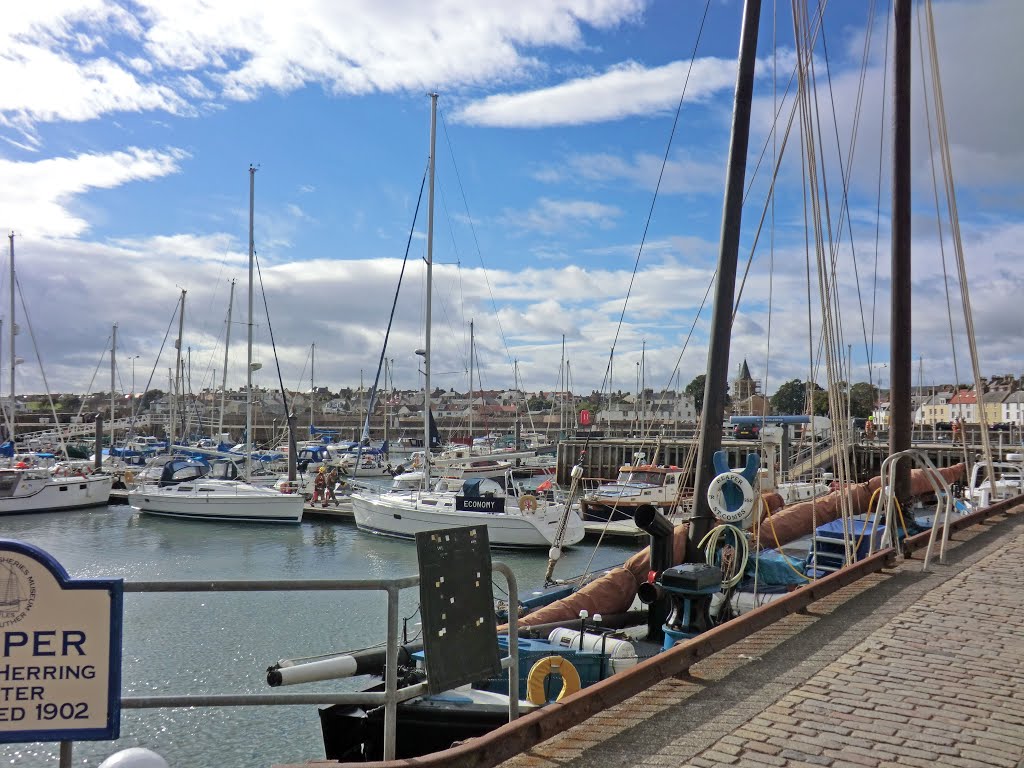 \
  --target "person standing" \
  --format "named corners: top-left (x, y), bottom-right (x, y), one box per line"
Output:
top-left (312, 466), bottom-right (327, 506)
top-left (324, 466), bottom-right (339, 507)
